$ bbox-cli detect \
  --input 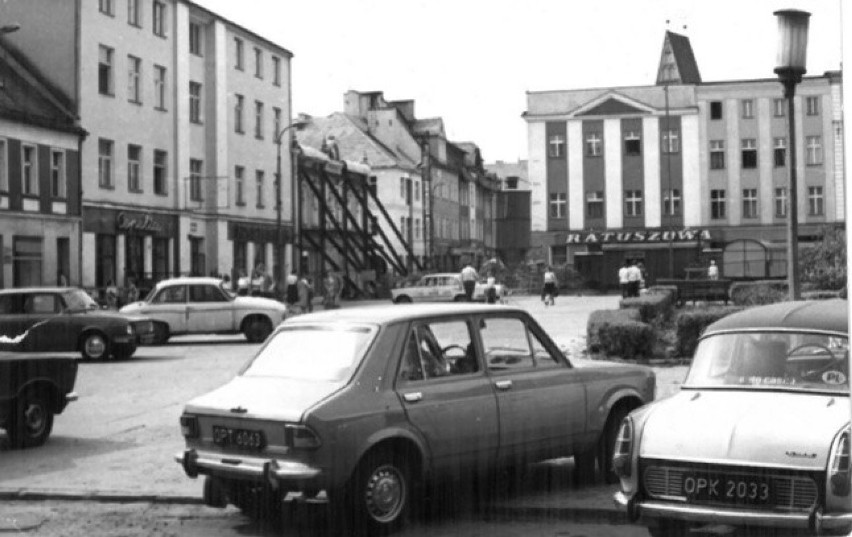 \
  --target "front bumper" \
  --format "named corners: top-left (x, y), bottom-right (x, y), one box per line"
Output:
top-left (614, 491), bottom-right (852, 533)
top-left (176, 449), bottom-right (323, 492)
